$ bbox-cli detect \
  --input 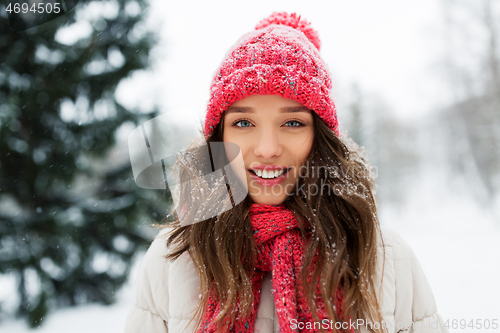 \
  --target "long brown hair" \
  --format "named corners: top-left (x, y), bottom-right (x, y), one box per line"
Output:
top-left (160, 111), bottom-right (386, 333)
